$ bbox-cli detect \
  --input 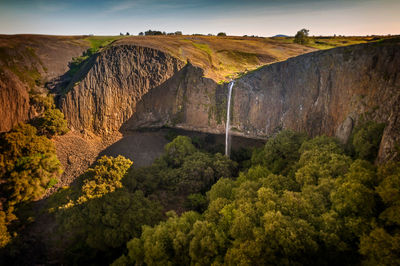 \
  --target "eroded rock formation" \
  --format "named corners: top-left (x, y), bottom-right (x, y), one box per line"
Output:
top-left (0, 68), bottom-right (31, 132)
top-left (0, 35), bottom-right (88, 132)
top-left (125, 40), bottom-right (400, 161)
top-left (60, 45), bottom-right (185, 134)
